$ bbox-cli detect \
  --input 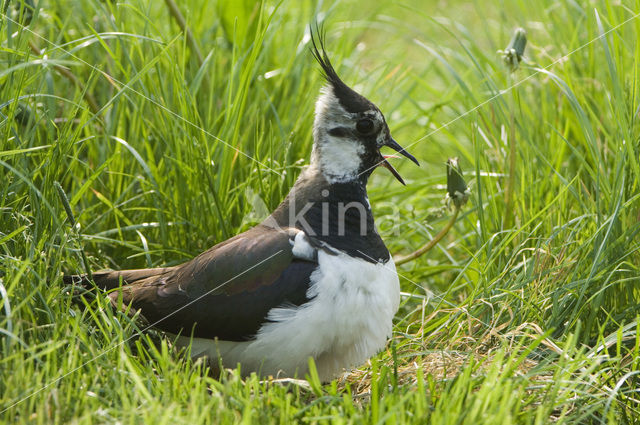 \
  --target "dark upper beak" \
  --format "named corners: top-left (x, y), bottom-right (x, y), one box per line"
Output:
top-left (379, 137), bottom-right (420, 185)
top-left (386, 137), bottom-right (419, 166)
